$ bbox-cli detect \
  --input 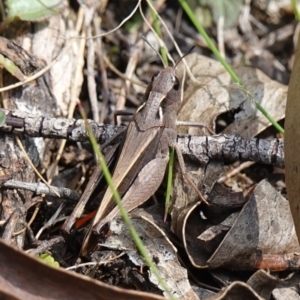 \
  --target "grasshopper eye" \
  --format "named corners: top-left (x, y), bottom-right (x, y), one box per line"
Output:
top-left (173, 76), bottom-right (180, 91)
